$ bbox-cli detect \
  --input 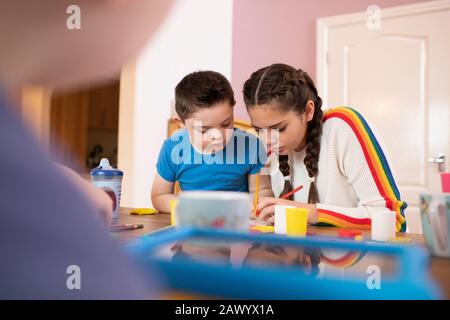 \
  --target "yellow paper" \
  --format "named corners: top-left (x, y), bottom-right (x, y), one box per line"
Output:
top-left (130, 208), bottom-right (158, 215)
top-left (286, 208), bottom-right (309, 237)
top-left (250, 225), bottom-right (275, 233)
top-left (170, 199), bottom-right (178, 226)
